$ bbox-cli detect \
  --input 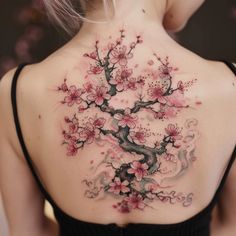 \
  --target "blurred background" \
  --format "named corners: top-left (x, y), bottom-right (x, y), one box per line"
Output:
top-left (0, 0), bottom-right (236, 79)
top-left (0, 0), bottom-right (236, 235)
